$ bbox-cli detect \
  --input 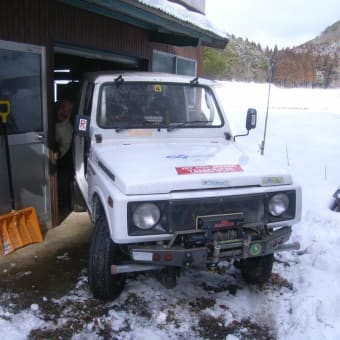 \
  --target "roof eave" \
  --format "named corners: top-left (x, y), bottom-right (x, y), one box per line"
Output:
top-left (58, 0), bottom-right (228, 48)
